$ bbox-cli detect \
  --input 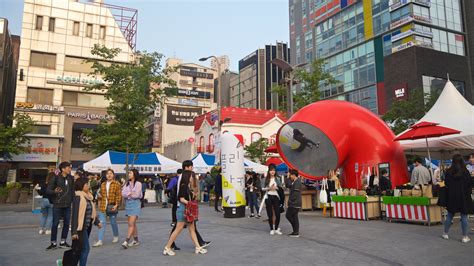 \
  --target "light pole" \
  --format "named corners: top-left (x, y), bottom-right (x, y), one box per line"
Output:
top-left (270, 58), bottom-right (307, 117)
